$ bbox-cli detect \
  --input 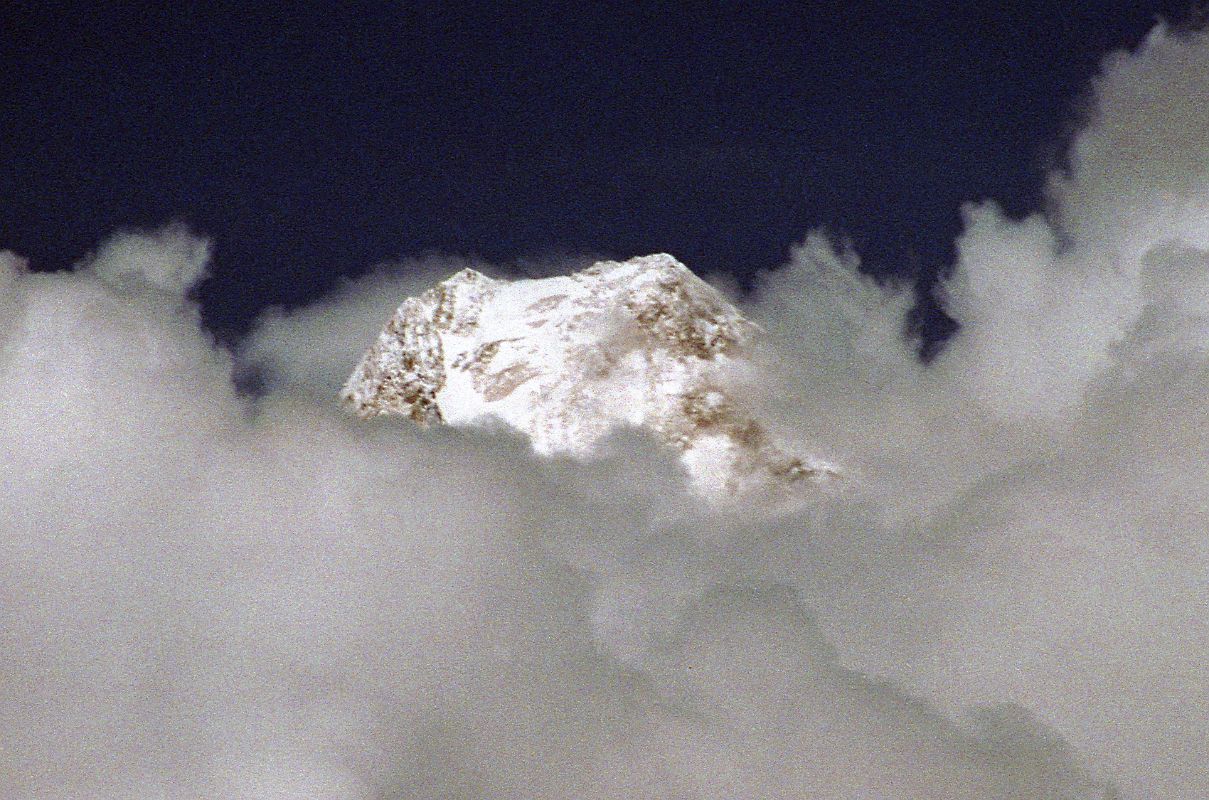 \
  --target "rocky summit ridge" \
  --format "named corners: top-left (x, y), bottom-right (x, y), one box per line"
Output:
top-left (342, 254), bottom-right (837, 501)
